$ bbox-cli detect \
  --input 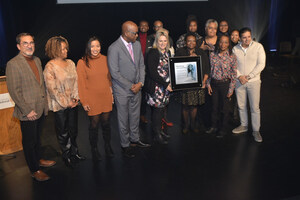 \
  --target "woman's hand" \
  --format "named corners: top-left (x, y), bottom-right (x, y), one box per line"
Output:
top-left (83, 105), bottom-right (90, 112)
top-left (227, 92), bottom-right (233, 98)
top-left (167, 84), bottom-right (173, 92)
top-left (207, 85), bottom-right (213, 95)
top-left (110, 87), bottom-right (114, 104)
top-left (202, 80), bottom-right (206, 89)
top-left (200, 41), bottom-right (213, 51)
top-left (69, 99), bottom-right (79, 108)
